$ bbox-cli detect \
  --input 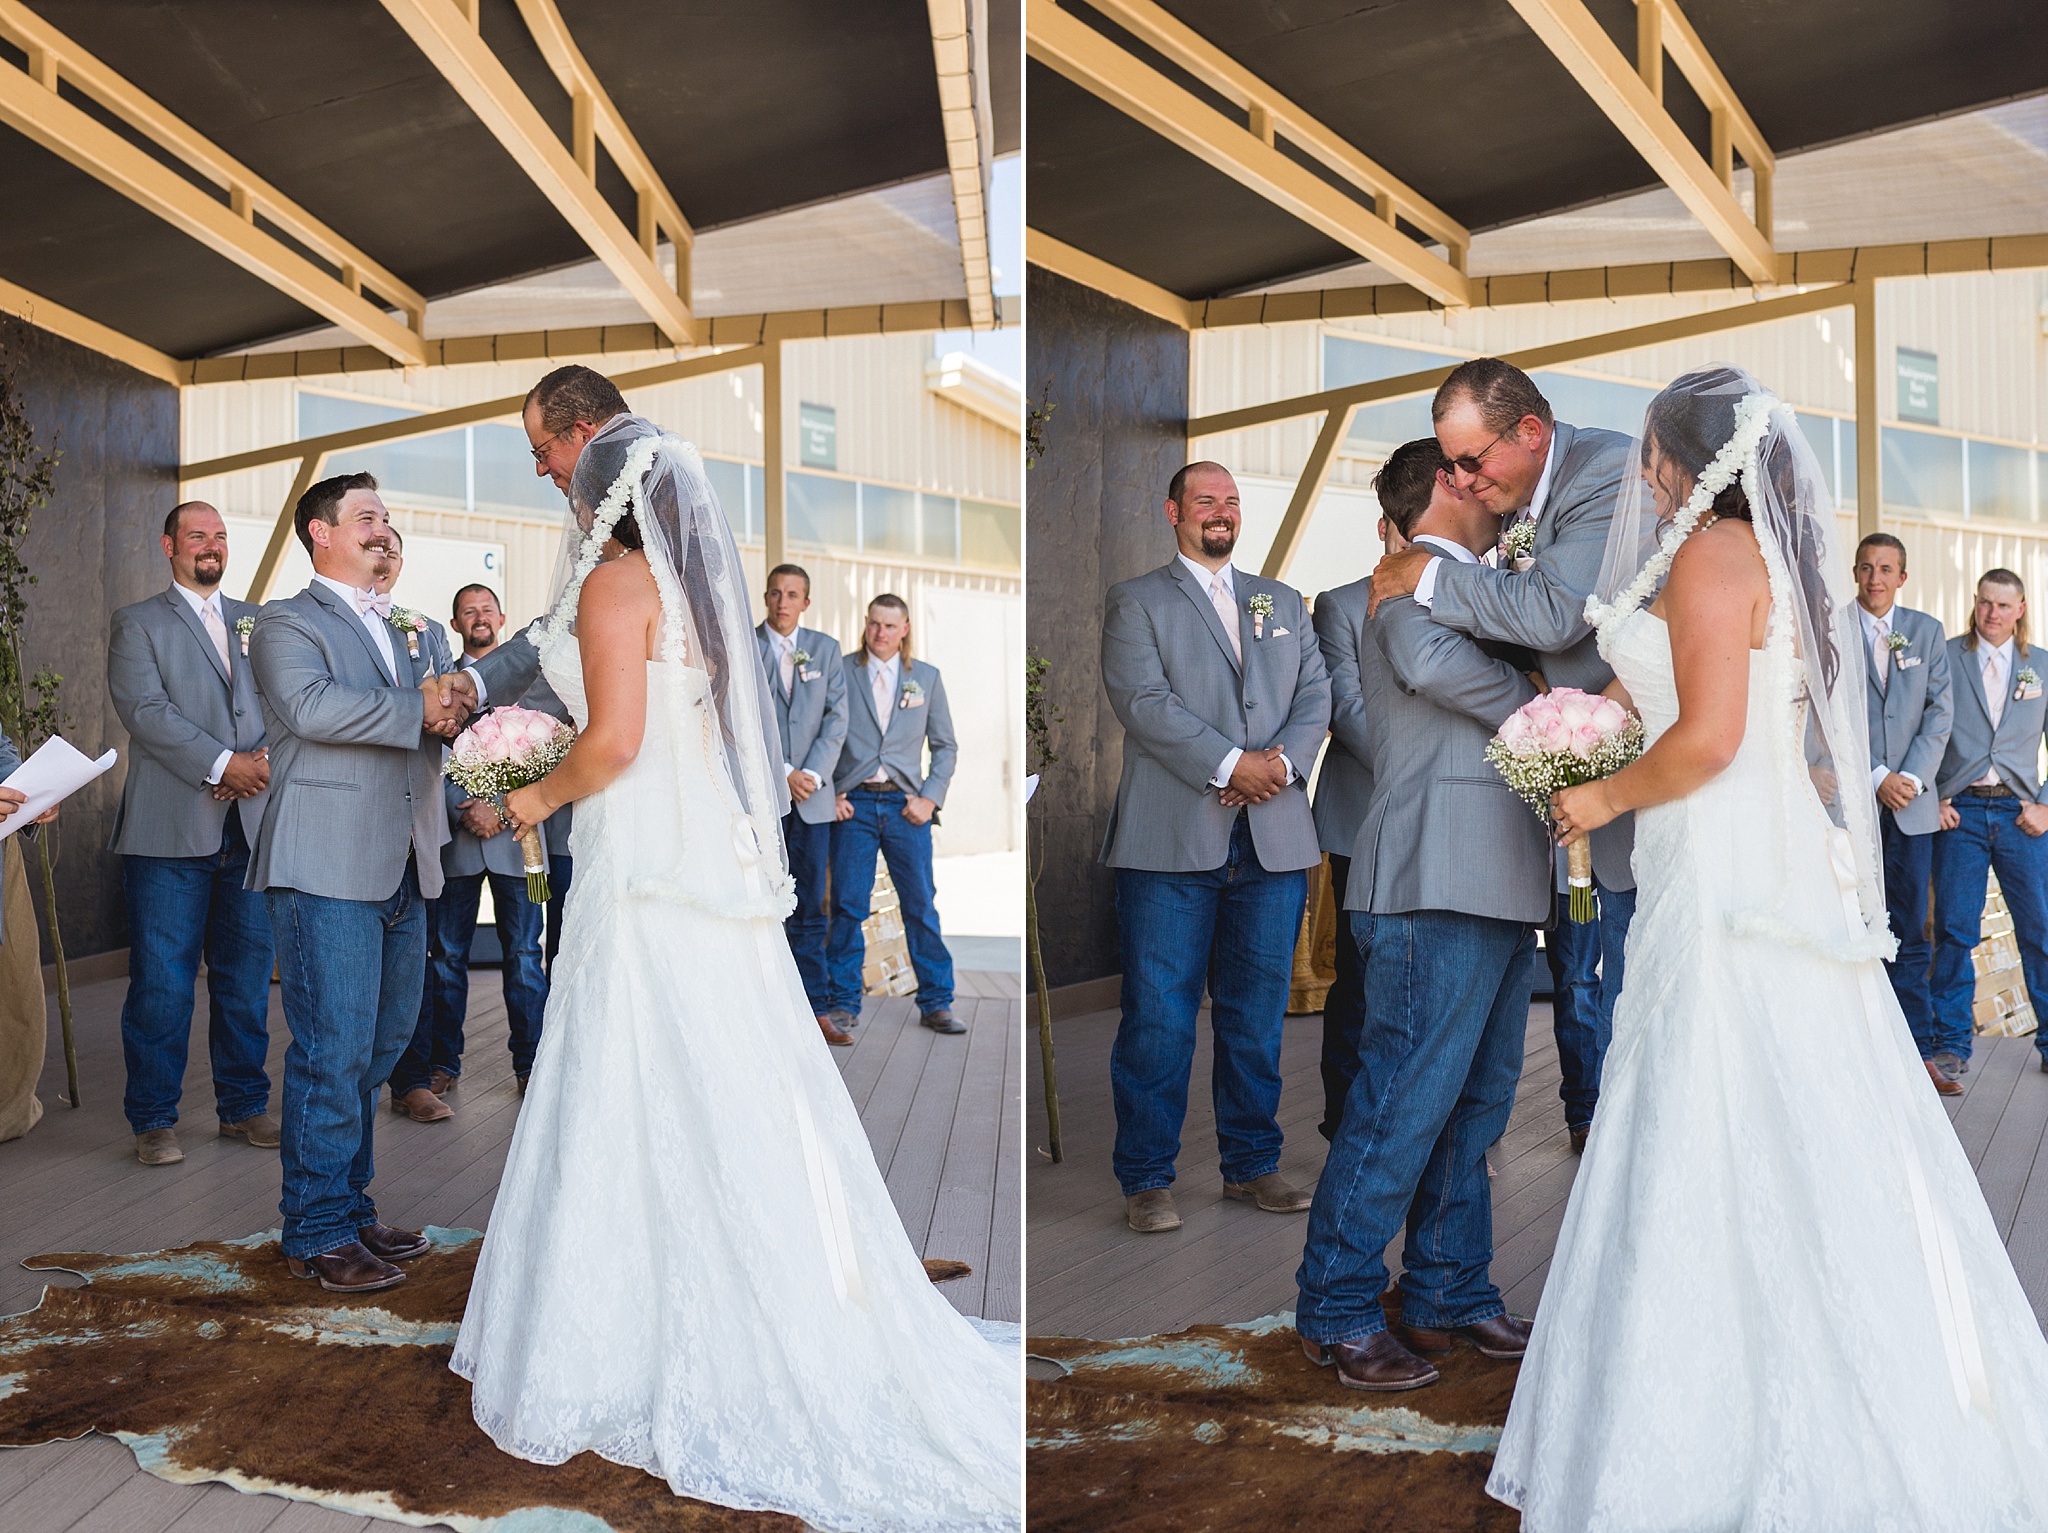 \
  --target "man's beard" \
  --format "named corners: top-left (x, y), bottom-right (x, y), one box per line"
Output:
top-left (464, 622), bottom-right (497, 647)
top-left (189, 556), bottom-right (224, 589)
top-left (1199, 522), bottom-right (1236, 559)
